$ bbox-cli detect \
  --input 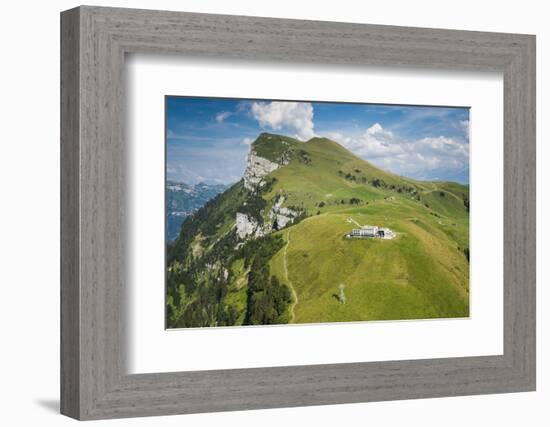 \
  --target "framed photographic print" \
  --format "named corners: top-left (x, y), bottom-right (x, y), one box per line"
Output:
top-left (61, 6), bottom-right (536, 420)
top-left (164, 97), bottom-right (471, 329)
